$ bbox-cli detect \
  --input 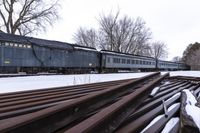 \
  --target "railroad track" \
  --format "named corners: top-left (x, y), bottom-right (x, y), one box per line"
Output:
top-left (0, 72), bottom-right (200, 133)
